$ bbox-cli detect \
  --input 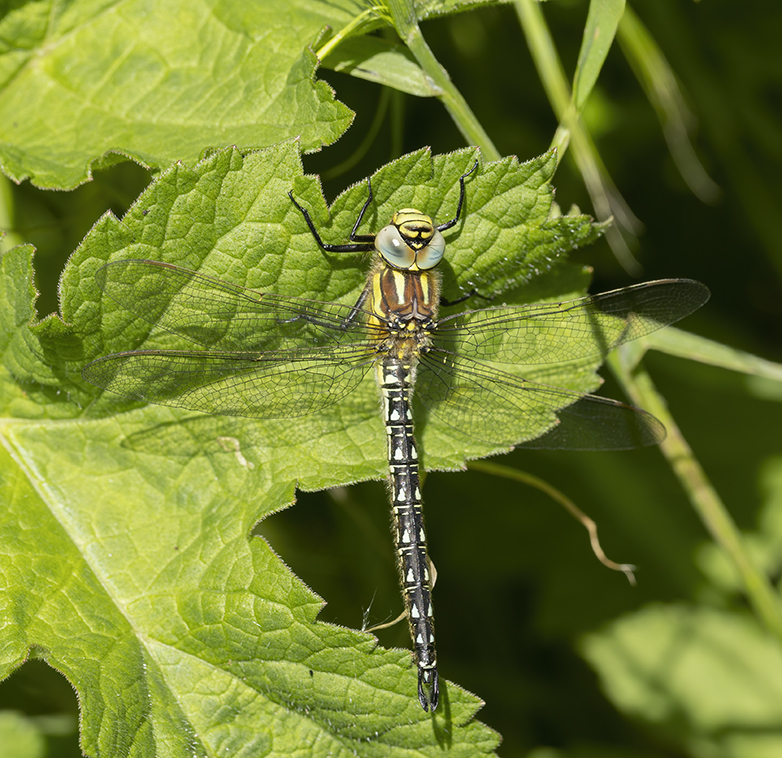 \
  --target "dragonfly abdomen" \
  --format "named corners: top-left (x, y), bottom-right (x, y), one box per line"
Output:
top-left (376, 356), bottom-right (439, 712)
